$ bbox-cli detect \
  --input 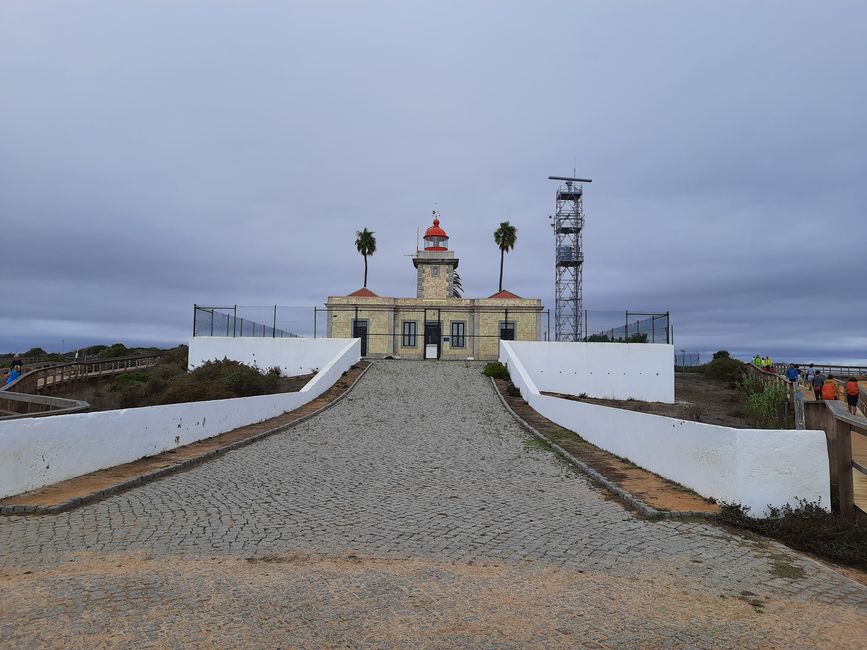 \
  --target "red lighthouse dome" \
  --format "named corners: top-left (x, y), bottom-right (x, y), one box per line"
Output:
top-left (423, 215), bottom-right (449, 251)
